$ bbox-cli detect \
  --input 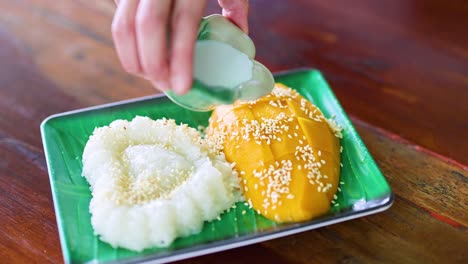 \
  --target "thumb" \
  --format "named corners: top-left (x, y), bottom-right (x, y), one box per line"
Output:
top-left (218, 0), bottom-right (249, 34)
